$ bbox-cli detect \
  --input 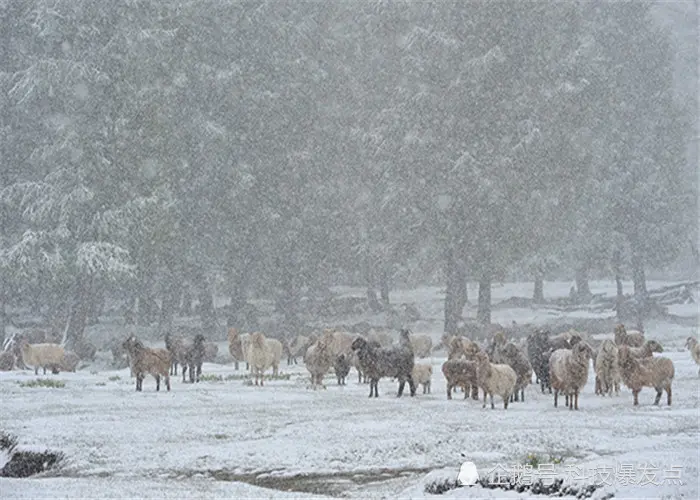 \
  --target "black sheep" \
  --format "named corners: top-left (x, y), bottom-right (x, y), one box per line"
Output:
top-left (185, 334), bottom-right (206, 383)
top-left (527, 329), bottom-right (552, 393)
top-left (334, 354), bottom-right (351, 385)
top-left (351, 330), bottom-right (416, 398)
